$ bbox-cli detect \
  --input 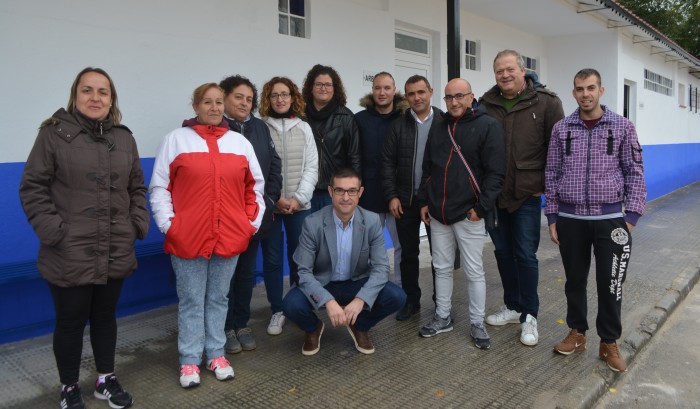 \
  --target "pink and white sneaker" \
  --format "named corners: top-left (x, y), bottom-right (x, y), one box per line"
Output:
top-left (207, 356), bottom-right (234, 381)
top-left (179, 364), bottom-right (200, 388)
